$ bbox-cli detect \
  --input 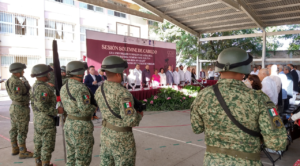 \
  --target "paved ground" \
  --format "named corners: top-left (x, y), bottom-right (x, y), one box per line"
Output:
top-left (0, 90), bottom-right (299, 166)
